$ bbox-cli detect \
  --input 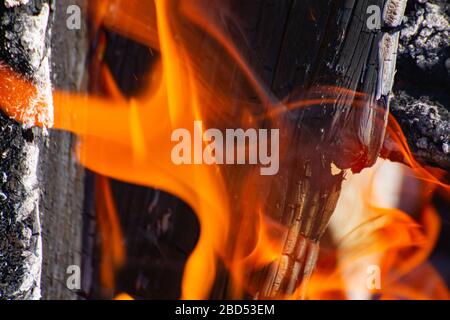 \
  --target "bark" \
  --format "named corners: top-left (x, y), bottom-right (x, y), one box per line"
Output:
top-left (0, 0), bottom-right (87, 300)
top-left (0, 0), bottom-right (52, 300)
